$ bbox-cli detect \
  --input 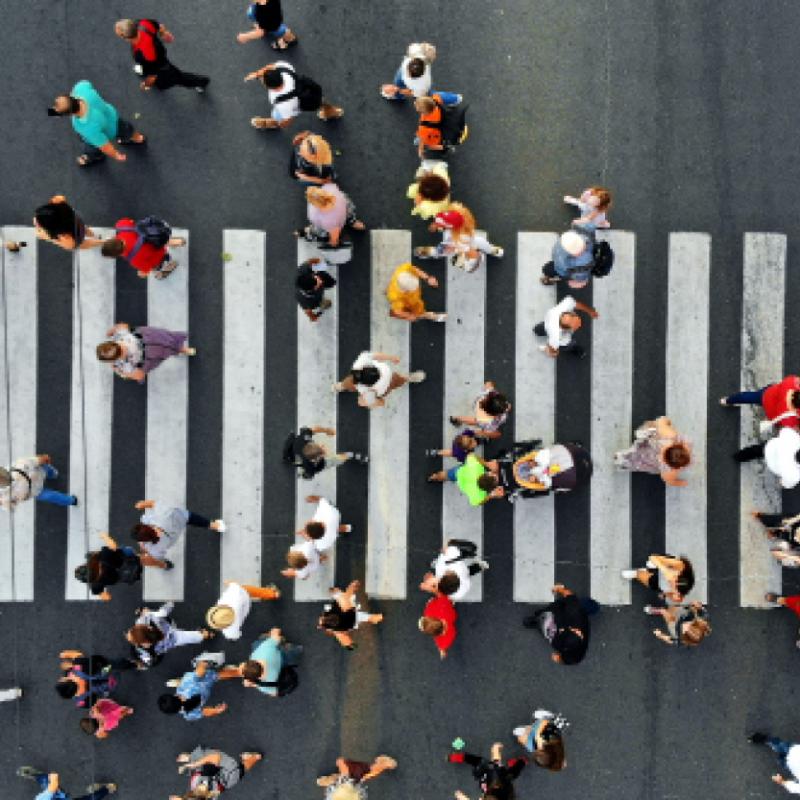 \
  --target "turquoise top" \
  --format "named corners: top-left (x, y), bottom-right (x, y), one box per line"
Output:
top-left (70, 80), bottom-right (119, 147)
top-left (250, 638), bottom-right (282, 697)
